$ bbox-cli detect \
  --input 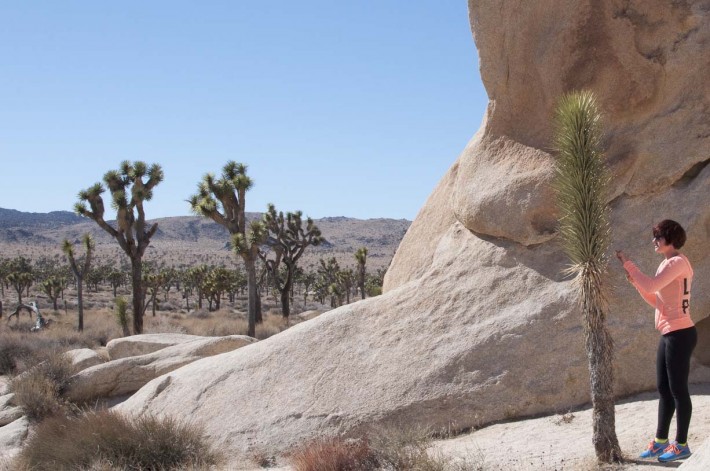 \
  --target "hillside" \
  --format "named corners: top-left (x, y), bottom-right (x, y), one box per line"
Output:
top-left (0, 208), bottom-right (409, 270)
